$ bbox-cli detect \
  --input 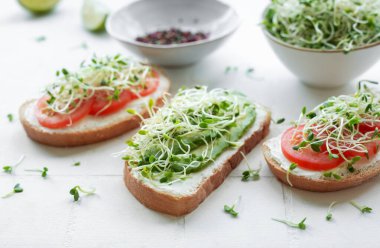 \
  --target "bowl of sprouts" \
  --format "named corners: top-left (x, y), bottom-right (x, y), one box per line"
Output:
top-left (262, 0), bottom-right (380, 88)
